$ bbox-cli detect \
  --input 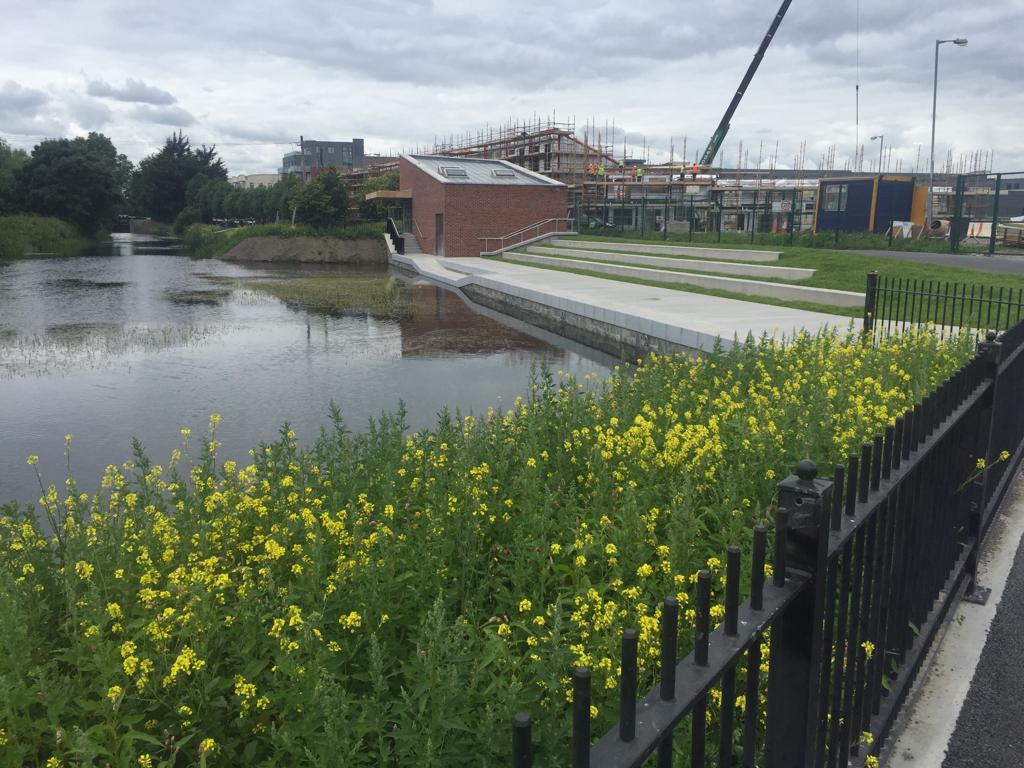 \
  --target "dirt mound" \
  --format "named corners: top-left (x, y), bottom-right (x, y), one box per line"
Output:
top-left (221, 236), bottom-right (387, 264)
